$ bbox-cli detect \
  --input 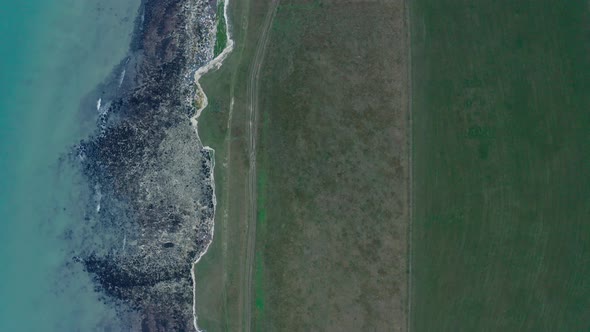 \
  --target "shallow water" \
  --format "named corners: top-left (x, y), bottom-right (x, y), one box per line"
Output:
top-left (0, 0), bottom-right (139, 330)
